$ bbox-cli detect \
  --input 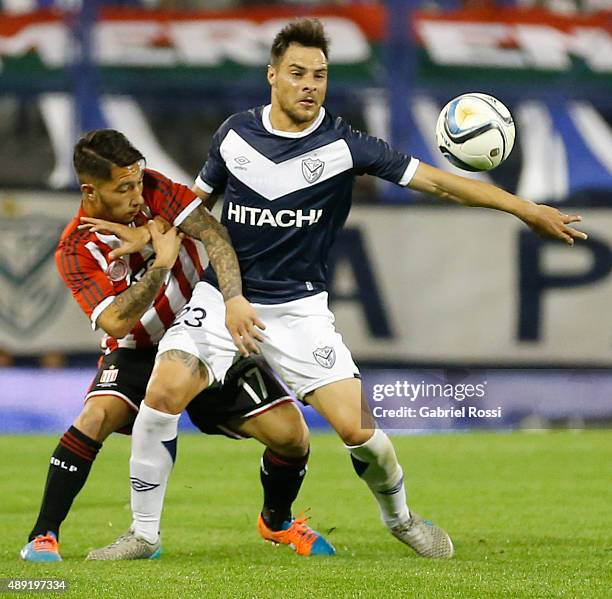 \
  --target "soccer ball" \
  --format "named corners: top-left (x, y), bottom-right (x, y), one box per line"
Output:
top-left (435, 93), bottom-right (515, 171)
